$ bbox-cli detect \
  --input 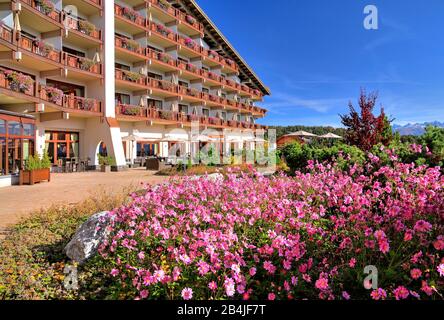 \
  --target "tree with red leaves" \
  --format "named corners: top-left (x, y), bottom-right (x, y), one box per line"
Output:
top-left (340, 89), bottom-right (391, 151)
